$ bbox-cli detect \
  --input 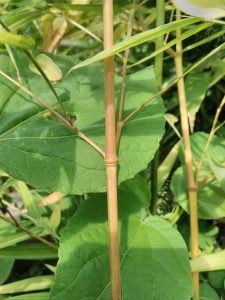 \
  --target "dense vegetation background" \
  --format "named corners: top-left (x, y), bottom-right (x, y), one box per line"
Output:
top-left (0, 0), bottom-right (224, 299)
